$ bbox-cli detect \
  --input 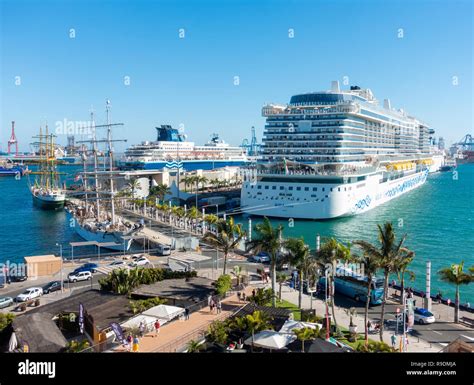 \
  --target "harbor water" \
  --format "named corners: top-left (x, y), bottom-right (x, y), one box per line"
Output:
top-left (0, 164), bottom-right (472, 303)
